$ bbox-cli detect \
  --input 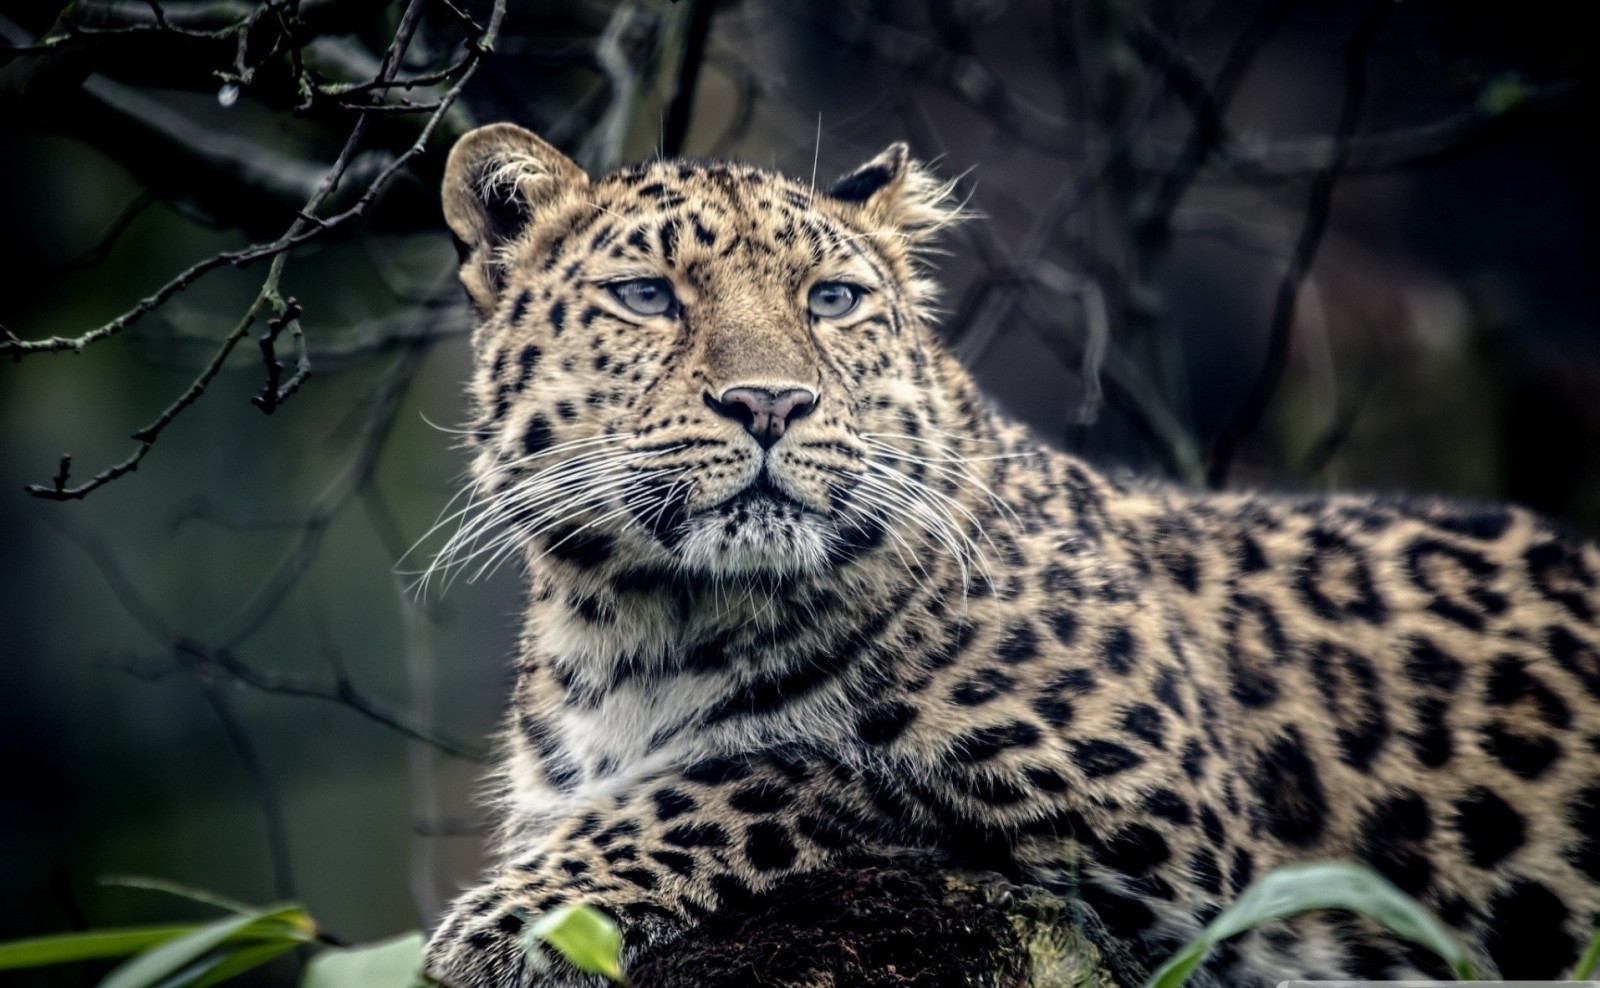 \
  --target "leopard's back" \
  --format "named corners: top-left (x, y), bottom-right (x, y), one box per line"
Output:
top-left (1007, 477), bottom-right (1600, 981)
